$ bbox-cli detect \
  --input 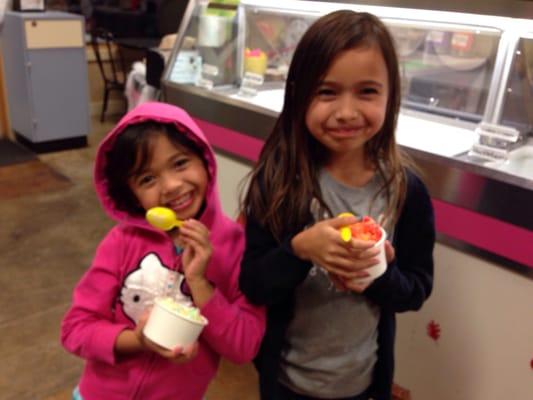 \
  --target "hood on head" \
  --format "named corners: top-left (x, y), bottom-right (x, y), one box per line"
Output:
top-left (94, 102), bottom-right (220, 229)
